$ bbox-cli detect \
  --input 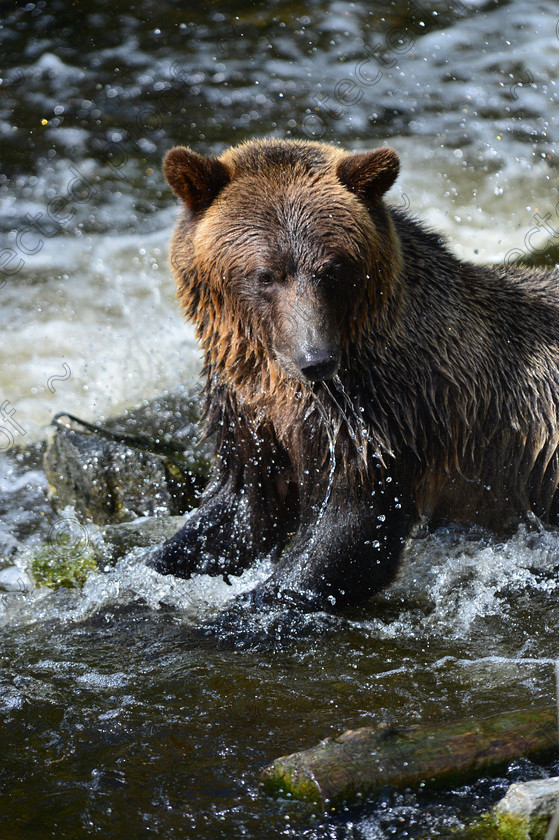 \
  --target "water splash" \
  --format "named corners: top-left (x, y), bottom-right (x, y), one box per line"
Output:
top-left (0, 548), bottom-right (275, 630)
top-left (323, 381), bottom-right (356, 440)
top-left (302, 376), bottom-right (372, 527)
top-left (354, 523), bottom-right (559, 647)
top-left (332, 375), bottom-right (368, 439)
top-left (331, 374), bottom-right (370, 465)
top-left (303, 383), bottom-right (337, 527)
